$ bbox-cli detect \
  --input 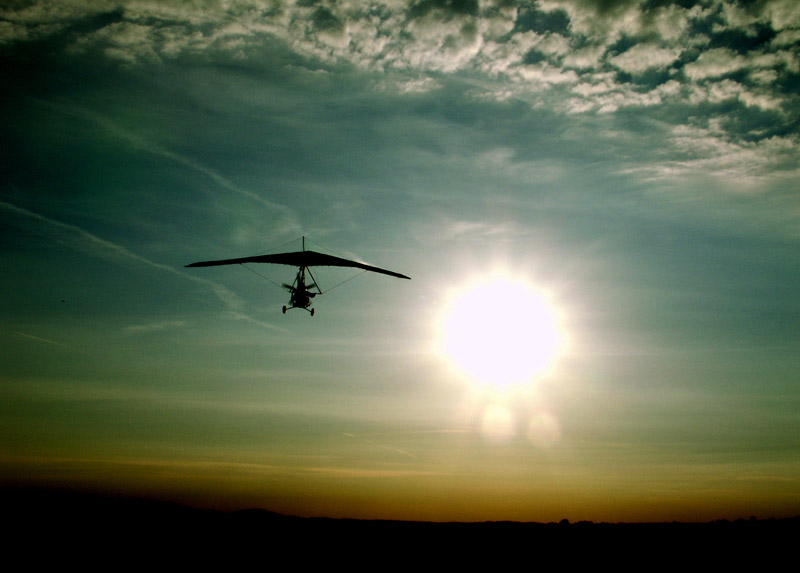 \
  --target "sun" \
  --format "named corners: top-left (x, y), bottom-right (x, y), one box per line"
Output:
top-left (437, 275), bottom-right (565, 390)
